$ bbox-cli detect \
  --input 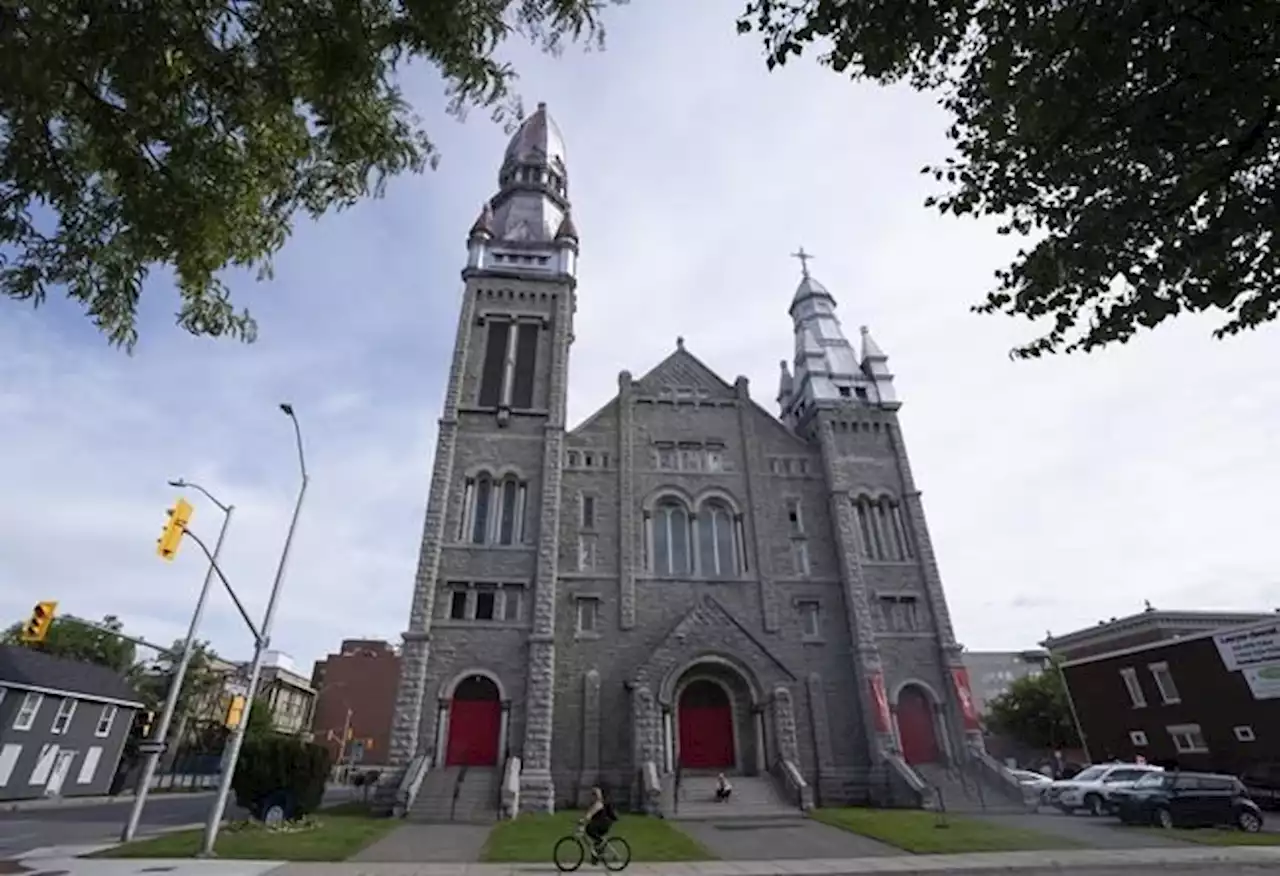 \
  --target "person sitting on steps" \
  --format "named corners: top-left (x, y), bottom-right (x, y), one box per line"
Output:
top-left (715, 773), bottom-right (733, 802)
top-left (579, 786), bottom-right (617, 861)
